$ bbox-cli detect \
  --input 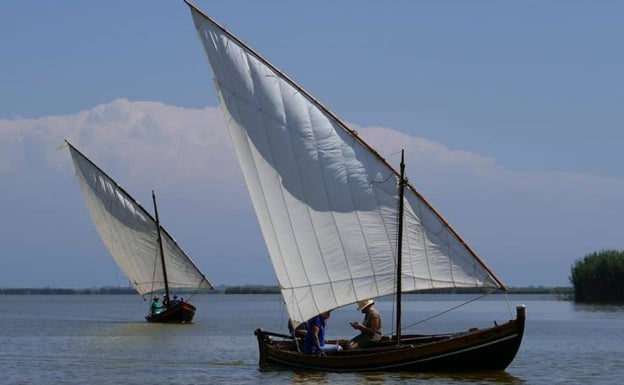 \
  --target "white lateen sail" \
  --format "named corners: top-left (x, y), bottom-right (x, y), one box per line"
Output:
top-left (67, 141), bottom-right (213, 296)
top-left (188, 4), bottom-right (504, 324)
